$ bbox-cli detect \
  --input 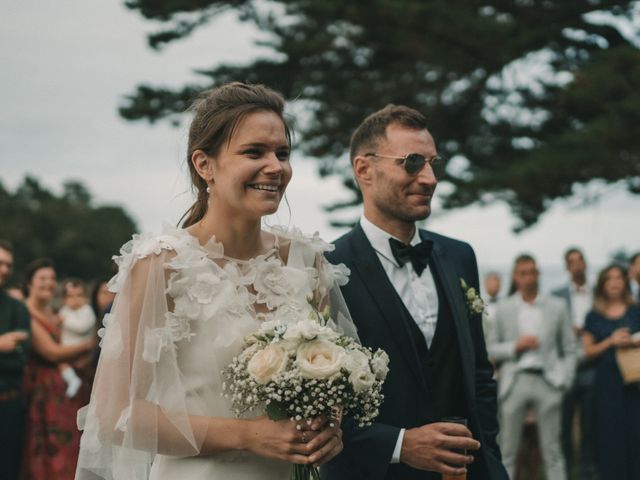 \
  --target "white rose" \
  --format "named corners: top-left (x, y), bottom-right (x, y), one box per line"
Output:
top-left (284, 319), bottom-right (337, 341)
top-left (239, 342), bottom-right (261, 361)
top-left (342, 349), bottom-right (370, 373)
top-left (349, 368), bottom-right (376, 393)
top-left (247, 344), bottom-right (289, 384)
top-left (466, 287), bottom-right (477, 301)
top-left (296, 340), bottom-right (346, 379)
top-left (371, 350), bottom-right (390, 380)
top-left (284, 319), bottom-right (319, 341)
top-left (274, 303), bottom-right (314, 326)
